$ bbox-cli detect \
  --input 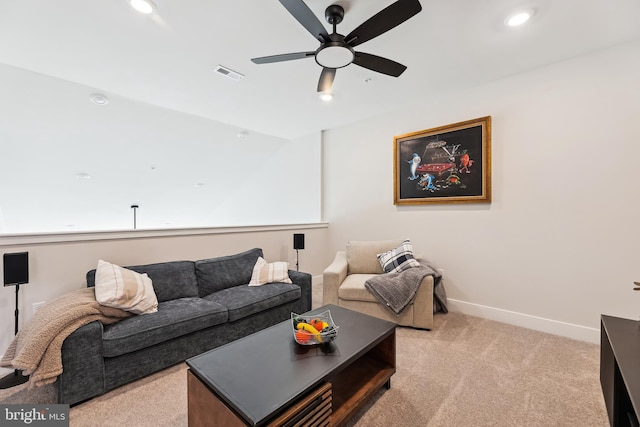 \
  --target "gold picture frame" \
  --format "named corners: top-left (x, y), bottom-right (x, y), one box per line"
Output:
top-left (394, 116), bottom-right (491, 205)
